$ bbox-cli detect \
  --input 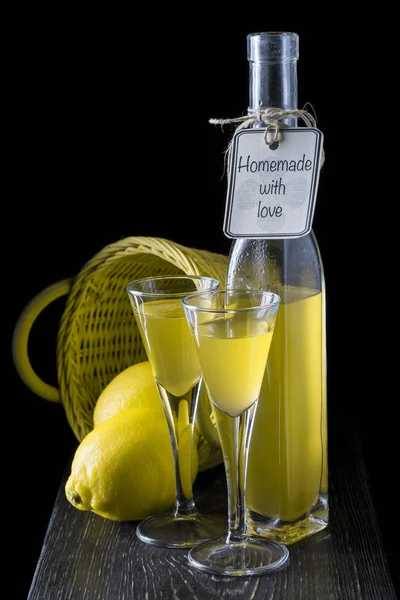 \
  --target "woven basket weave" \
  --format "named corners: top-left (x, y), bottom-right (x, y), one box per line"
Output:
top-left (12, 236), bottom-right (228, 442)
